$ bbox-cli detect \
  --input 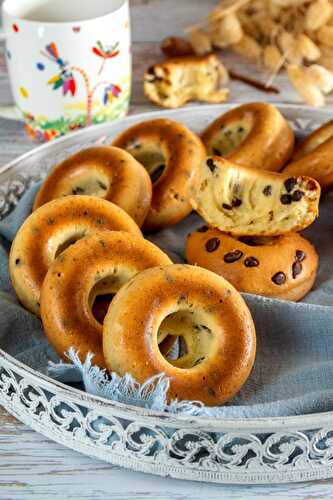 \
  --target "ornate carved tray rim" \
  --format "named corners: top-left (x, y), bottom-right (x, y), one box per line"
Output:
top-left (1, 103), bottom-right (333, 484)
